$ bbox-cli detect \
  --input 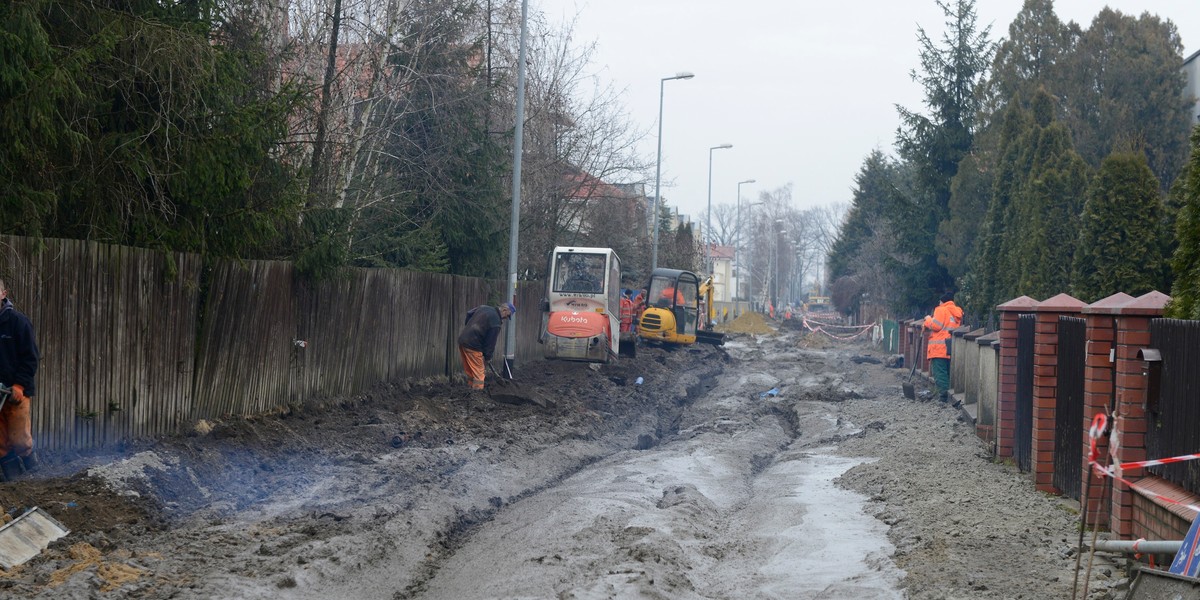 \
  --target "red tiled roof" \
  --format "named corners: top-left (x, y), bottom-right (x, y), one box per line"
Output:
top-left (562, 169), bottom-right (636, 201)
top-left (707, 244), bottom-right (734, 260)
